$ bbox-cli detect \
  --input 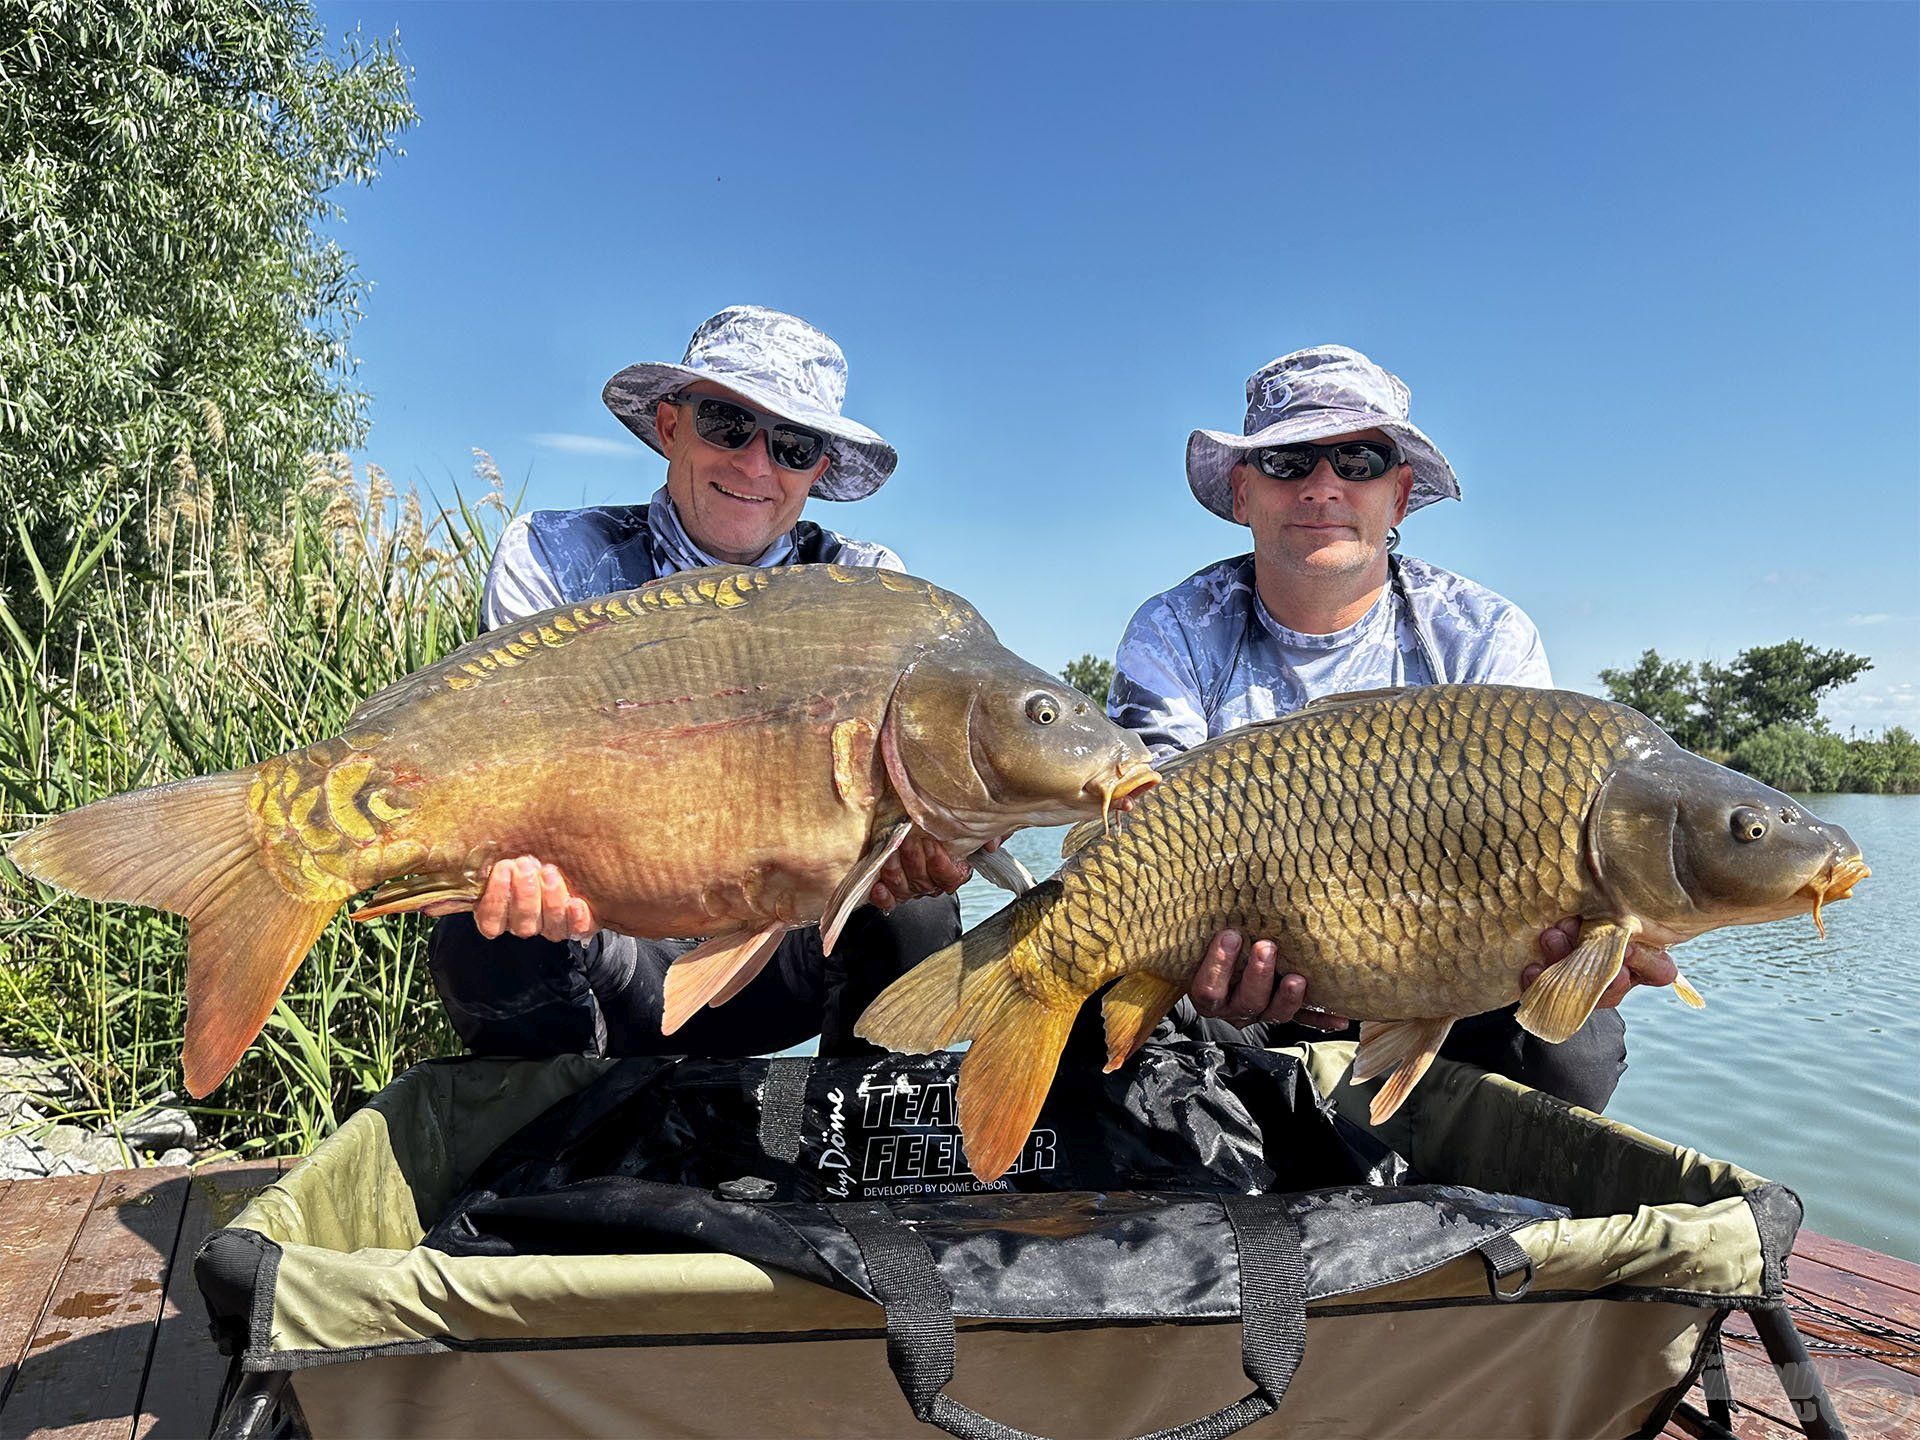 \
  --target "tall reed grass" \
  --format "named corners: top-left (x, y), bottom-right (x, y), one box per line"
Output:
top-left (0, 439), bottom-right (509, 1156)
